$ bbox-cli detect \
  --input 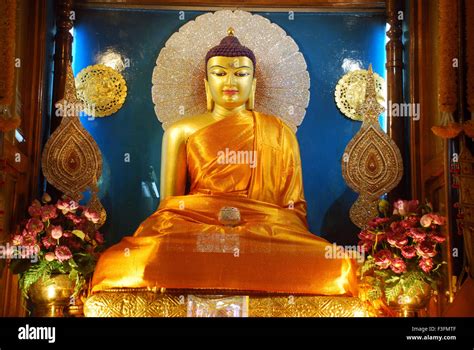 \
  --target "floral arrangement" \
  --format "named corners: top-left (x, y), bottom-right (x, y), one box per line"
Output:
top-left (359, 199), bottom-right (447, 304)
top-left (8, 193), bottom-right (104, 297)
